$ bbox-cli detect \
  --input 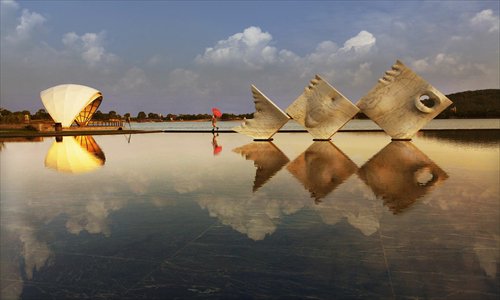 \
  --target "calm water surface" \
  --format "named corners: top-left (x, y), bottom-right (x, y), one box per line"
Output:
top-left (130, 118), bottom-right (500, 131)
top-left (0, 130), bottom-right (499, 299)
